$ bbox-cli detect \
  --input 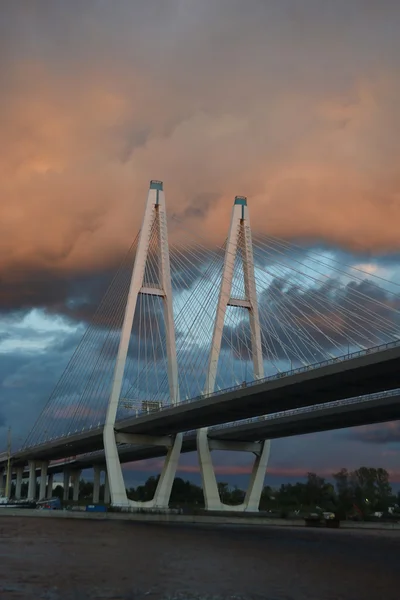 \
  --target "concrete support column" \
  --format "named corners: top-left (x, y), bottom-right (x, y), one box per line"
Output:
top-left (27, 460), bottom-right (36, 500)
top-left (15, 467), bottom-right (23, 500)
top-left (4, 468), bottom-right (11, 499)
top-left (104, 470), bottom-right (110, 504)
top-left (63, 470), bottom-right (70, 501)
top-left (39, 461), bottom-right (48, 500)
top-left (197, 435), bottom-right (270, 512)
top-left (47, 473), bottom-right (54, 499)
top-left (0, 469), bottom-right (5, 496)
top-left (72, 470), bottom-right (81, 502)
top-left (197, 428), bottom-right (221, 510)
top-left (152, 433), bottom-right (182, 508)
top-left (93, 465), bottom-right (101, 504)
